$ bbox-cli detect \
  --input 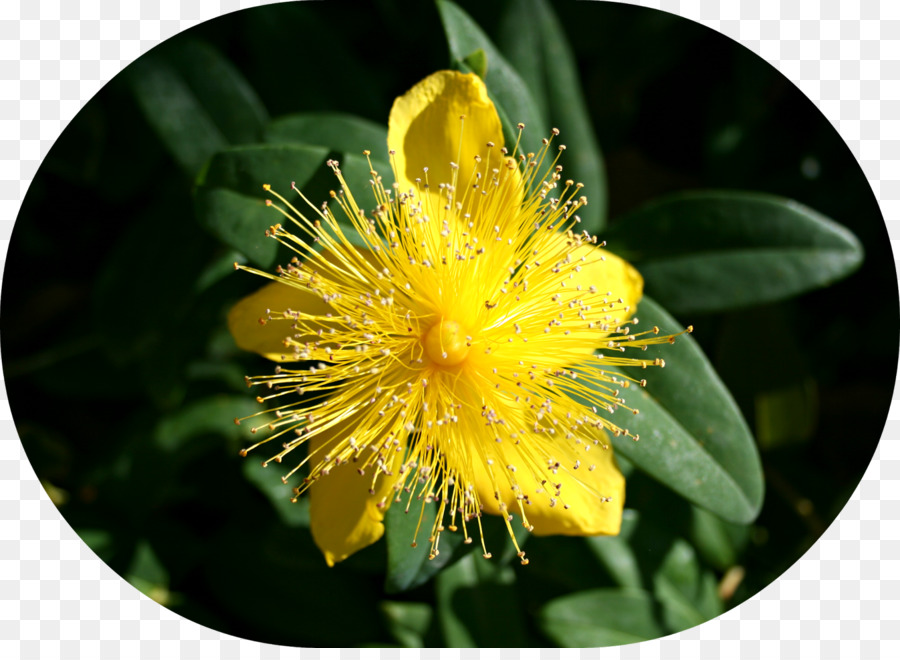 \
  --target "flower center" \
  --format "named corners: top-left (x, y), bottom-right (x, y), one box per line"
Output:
top-left (423, 319), bottom-right (470, 367)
